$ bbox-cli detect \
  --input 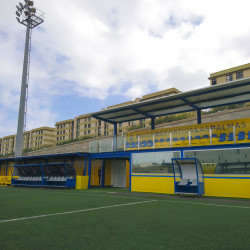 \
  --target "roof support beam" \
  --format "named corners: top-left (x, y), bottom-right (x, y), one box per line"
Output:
top-left (132, 108), bottom-right (153, 118)
top-left (151, 117), bottom-right (155, 130)
top-left (181, 98), bottom-right (201, 124)
top-left (91, 115), bottom-right (115, 124)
